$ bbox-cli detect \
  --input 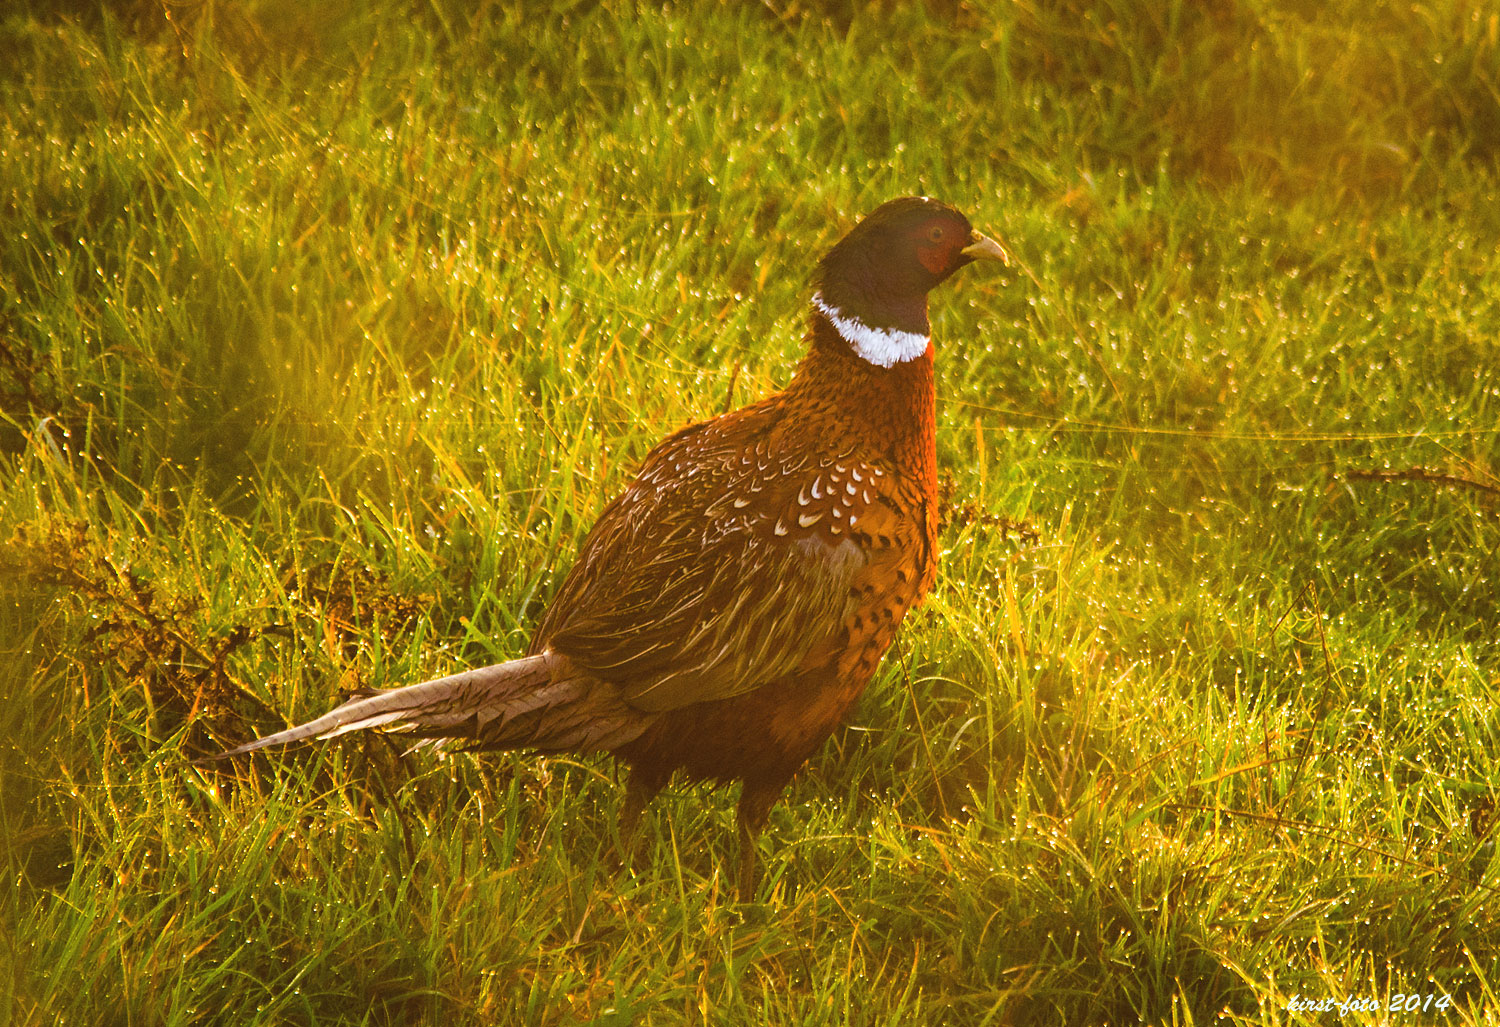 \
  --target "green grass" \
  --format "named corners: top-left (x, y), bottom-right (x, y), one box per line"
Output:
top-left (2, 0), bottom-right (1499, 1023)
